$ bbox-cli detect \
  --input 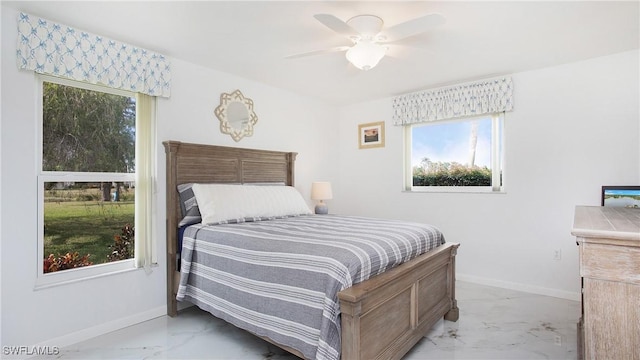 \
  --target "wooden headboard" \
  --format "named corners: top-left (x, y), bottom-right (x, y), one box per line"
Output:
top-left (162, 140), bottom-right (298, 315)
